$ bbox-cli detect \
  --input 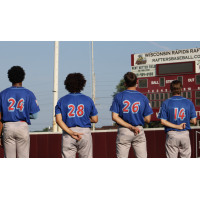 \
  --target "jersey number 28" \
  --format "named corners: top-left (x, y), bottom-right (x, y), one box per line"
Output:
top-left (8, 98), bottom-right (24, 112)
top-left (68, 104), bottom-right (84, 117)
